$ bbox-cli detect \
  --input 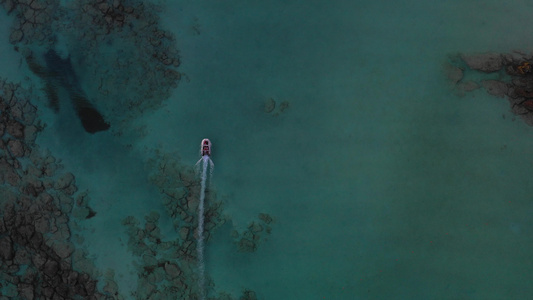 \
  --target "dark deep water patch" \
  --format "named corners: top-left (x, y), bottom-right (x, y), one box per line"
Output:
top-left (26, 49), bottom-right (110, 134)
